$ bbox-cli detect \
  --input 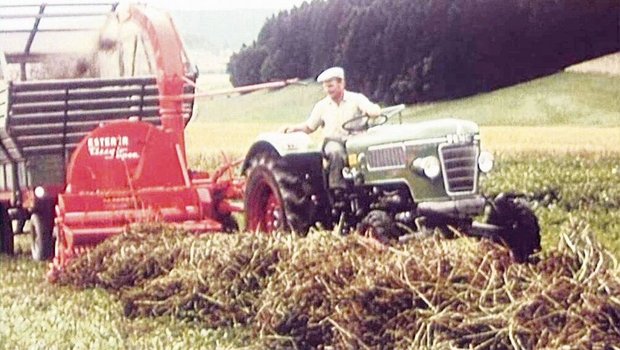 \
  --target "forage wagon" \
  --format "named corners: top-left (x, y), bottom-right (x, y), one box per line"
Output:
top-left (0, 2), bottom-right (249, 272)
